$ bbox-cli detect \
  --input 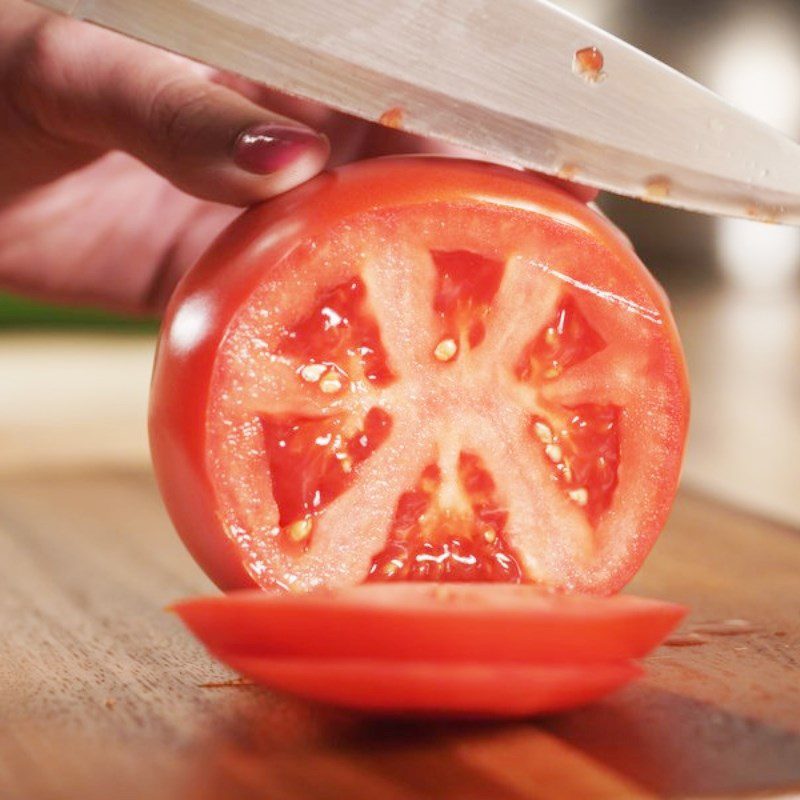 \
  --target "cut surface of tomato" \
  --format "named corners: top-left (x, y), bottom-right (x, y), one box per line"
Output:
top-left (172, 583), bottom-right (685, 663)
top-left (150, 157), bottom-right (689, 594)
top-left (217, 654), bottom-right (641, 716)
